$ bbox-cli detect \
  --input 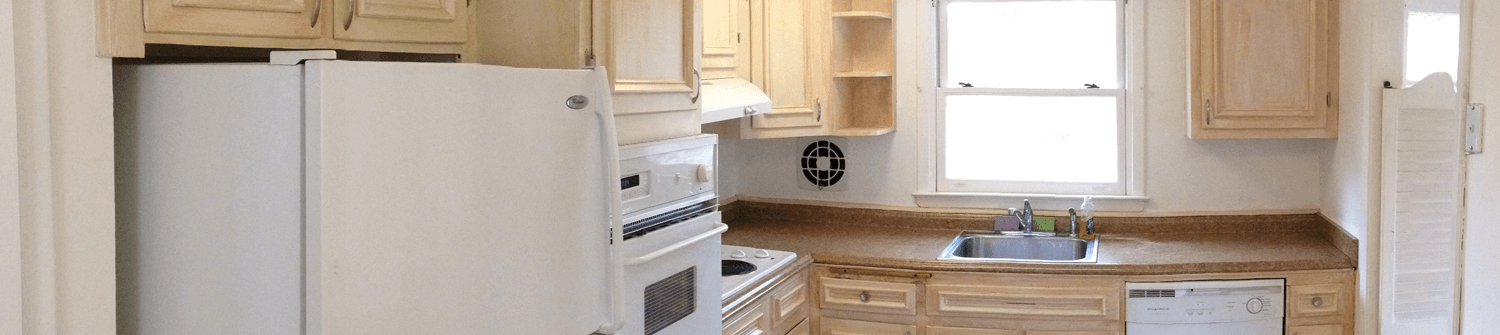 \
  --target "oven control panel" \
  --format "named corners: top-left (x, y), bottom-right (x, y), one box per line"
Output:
top-left (619, 135), bottom-right (717, 216)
